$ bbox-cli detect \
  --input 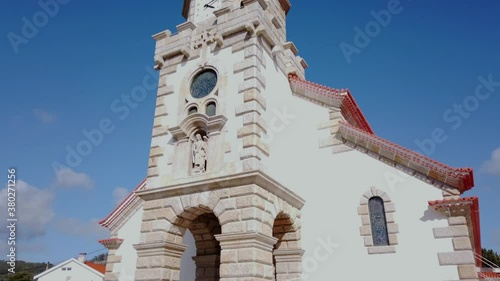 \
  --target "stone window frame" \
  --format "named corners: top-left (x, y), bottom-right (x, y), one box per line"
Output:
top-left (358, 187), bottom-right (399, 254)
top-left (183, 66), bottom-right (220, 119)
top-left (177, 55), bottom-right (229, 122)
